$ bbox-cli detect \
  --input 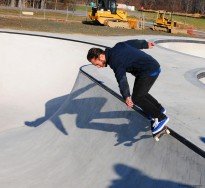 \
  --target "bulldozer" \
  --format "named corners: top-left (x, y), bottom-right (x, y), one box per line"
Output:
top-left (153, 11), bottom-right (177, 33)
top-left (87, 0), bottom-right (138, 29)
